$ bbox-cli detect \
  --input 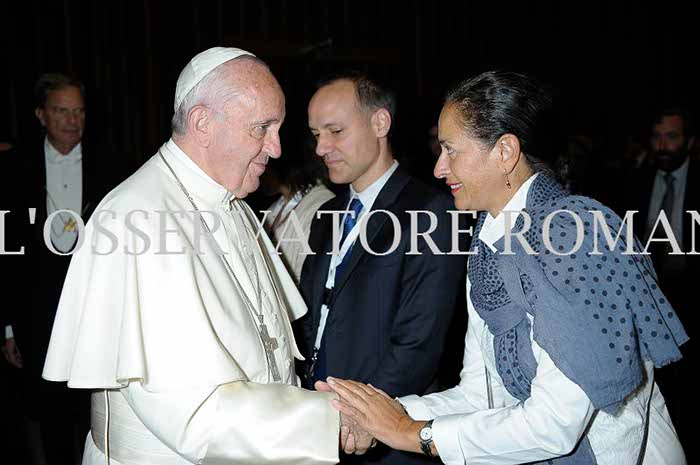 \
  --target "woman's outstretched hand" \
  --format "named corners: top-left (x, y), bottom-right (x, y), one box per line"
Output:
top-left (326, 377), bottom-right (424, 454)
